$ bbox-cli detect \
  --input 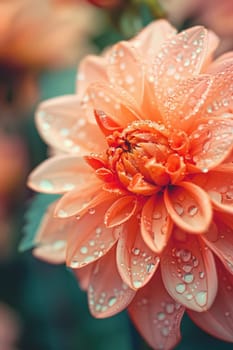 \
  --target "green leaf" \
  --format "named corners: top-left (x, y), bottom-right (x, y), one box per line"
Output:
top-left (19, 194), bottom-right (60, 252)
